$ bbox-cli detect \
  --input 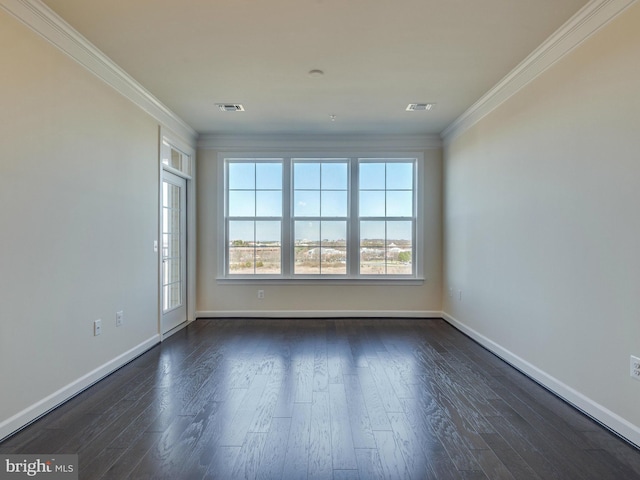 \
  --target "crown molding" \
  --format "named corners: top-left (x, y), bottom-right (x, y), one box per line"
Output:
top-left (198, 133), bottom-right (442, 151)
top-left (441, 0), bottom-right (637, 144)
top-left (0, 0), bottom-right (197, 145)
